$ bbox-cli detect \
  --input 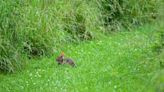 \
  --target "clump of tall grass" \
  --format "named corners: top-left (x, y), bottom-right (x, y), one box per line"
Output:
top-left (0, 0), bottom-right (29, 72)
top-left (151, 22), bottom-right (164, 69)
top-left (99, 0), bottom-right (159, 31)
